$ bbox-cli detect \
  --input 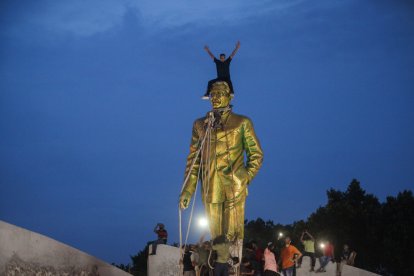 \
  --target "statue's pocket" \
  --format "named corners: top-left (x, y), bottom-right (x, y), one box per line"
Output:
top-left (234, 167), bottom-right (249, 188)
